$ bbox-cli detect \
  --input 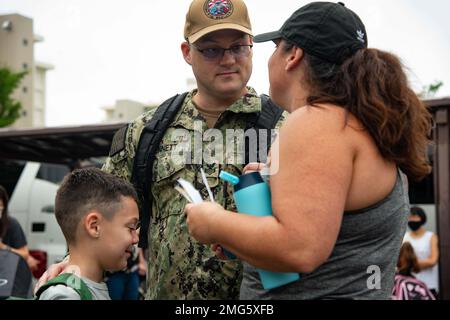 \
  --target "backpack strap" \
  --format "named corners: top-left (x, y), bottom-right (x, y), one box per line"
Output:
top-left (131, 92), bottom-right (189, 249)
top-left (132, 93), bottom-right (281, 248)
top-left (244, 94), bottom-right (283, 164)
top-left (35, 273), bottom-right (93, 300)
